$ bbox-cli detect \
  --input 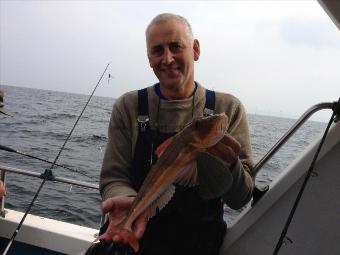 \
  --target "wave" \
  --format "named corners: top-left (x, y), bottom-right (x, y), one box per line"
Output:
top-left (70, 134), bottom-right (107, 143)
top-left (35, 113), bottom-right (78, 120)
